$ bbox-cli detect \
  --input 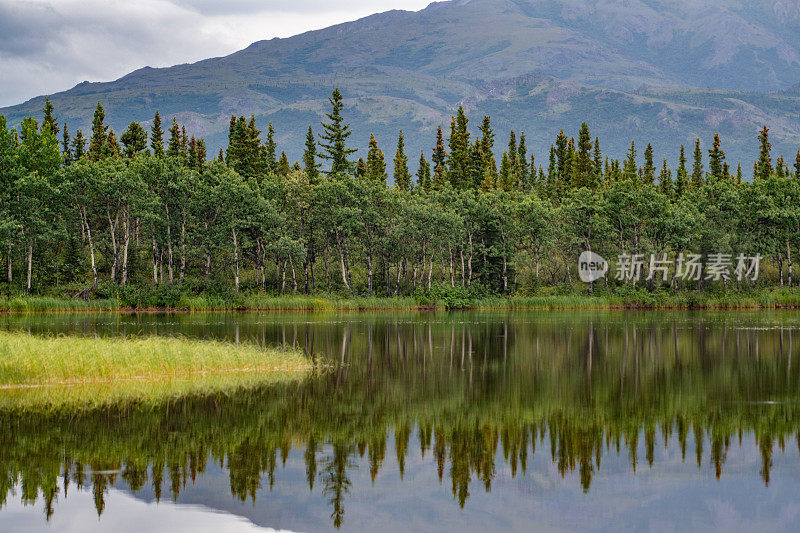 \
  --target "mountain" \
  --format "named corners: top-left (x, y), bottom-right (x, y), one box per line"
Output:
top-left (2, 0), bottom-right (800, 167)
